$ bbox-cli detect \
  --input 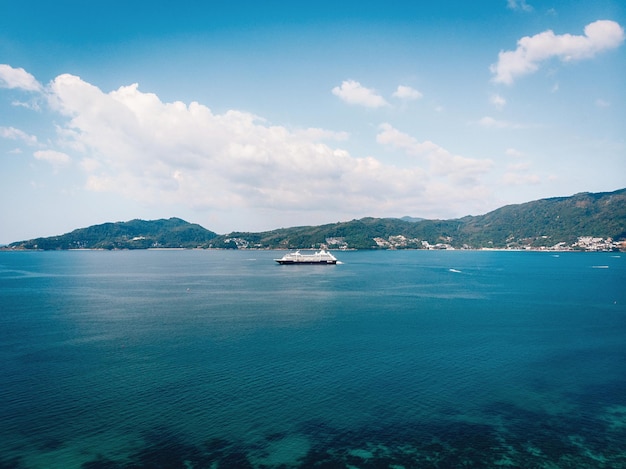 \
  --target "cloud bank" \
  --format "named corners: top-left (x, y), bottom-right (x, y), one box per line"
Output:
top-left (2, 65), bottom-right (501, 224)
top-left (376, 123), bottom-right (493, 185)
top-left (491, 20), bottom-right (625, 84)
